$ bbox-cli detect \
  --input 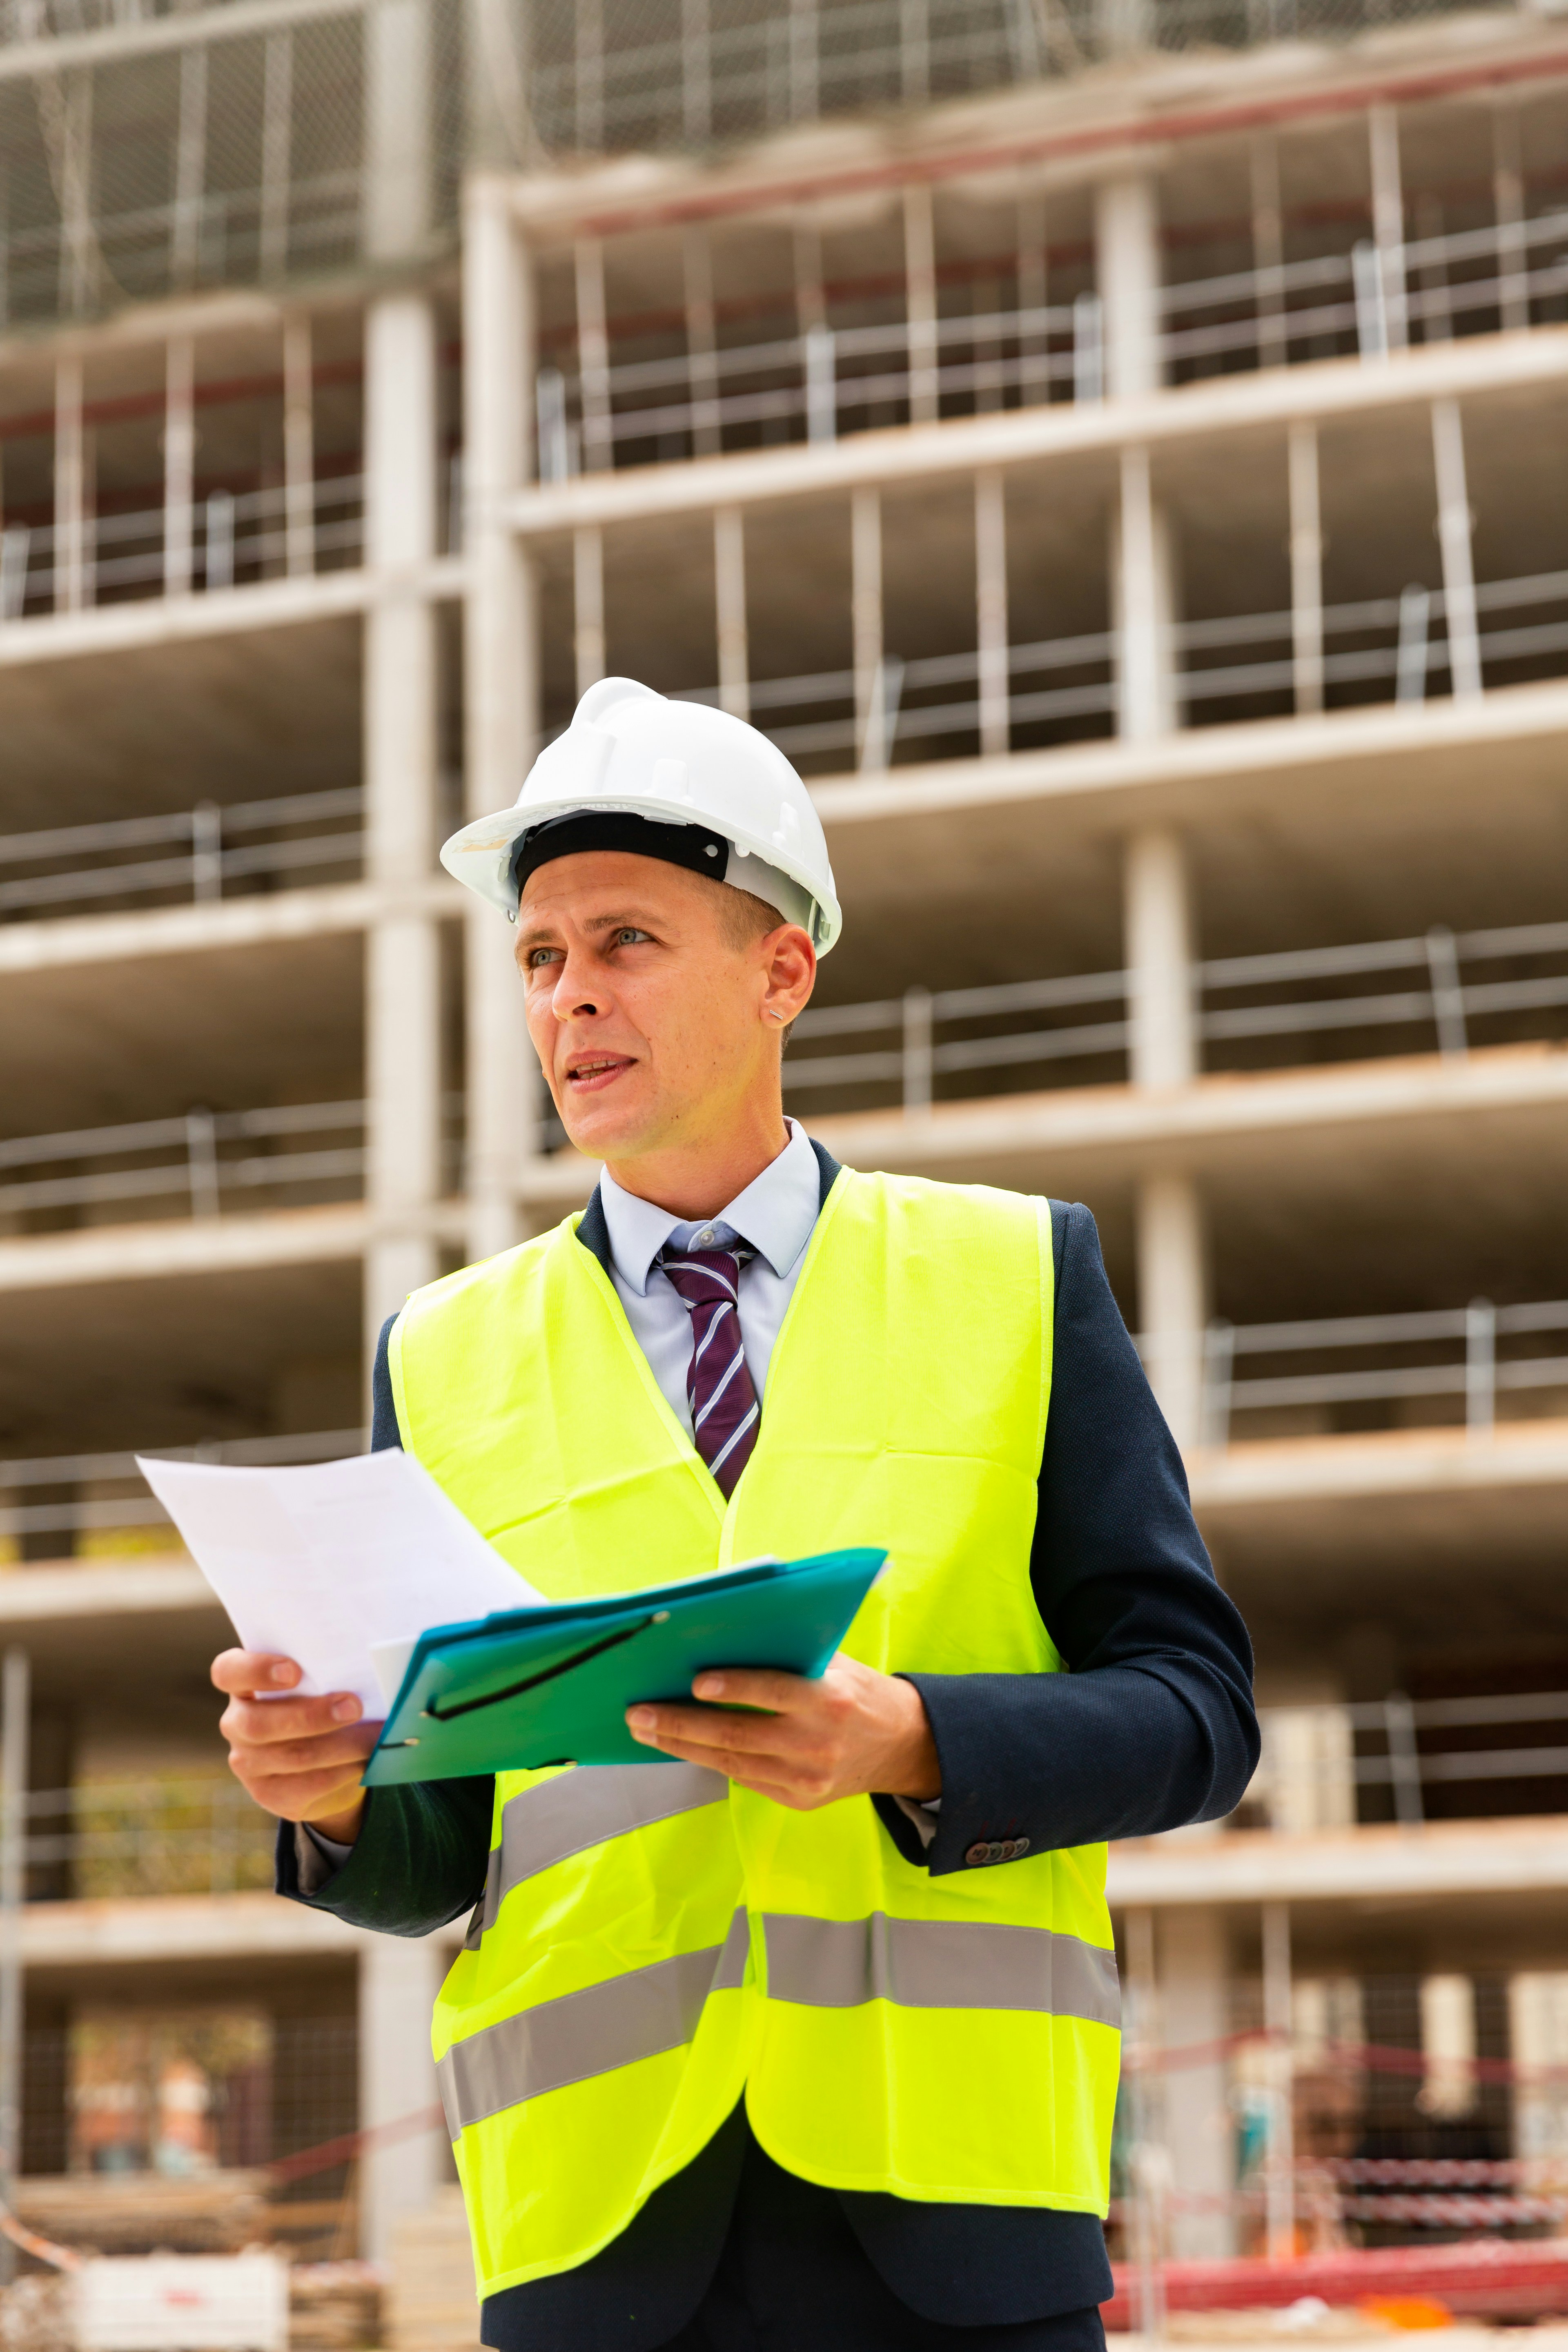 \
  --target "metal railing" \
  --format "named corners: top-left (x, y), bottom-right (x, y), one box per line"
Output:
top-left (1199, 1294), bottom-right (1568, 1448)
top-left (537, 203), bottom-right (1568, 475)
top-left (666, 564), bottom-right (1568, 777)
top-left (522, 0), bottom-right (1520, 158)
top-left (14, 1776), bottom-right (276, 1900)
top-left (2, 0), bottom-right (303, 45)
top-left (0, 1092), bottom-right (468, 1230)
top-left (0, 786), bottom-right (364, 920)
top-left (1162, 206), bottom-right (1568, 380)
top-left (1251, 1688), bottom-right (1568, 1833)
top-left (0, 1427), bottom-right (361, 1549)
top-left (762, 913), bottom-right (1568, 1119)
top-left (0, 160), bottom-right (363, 325)
top-left (527, 0), bottom-right (1067, 153)
top-left (0, 473), bottom-right (364, 622)
top-left (536, 297), bottom-right (1089, 476)
top-left (0, 1100), bottom-right (368, 1228)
